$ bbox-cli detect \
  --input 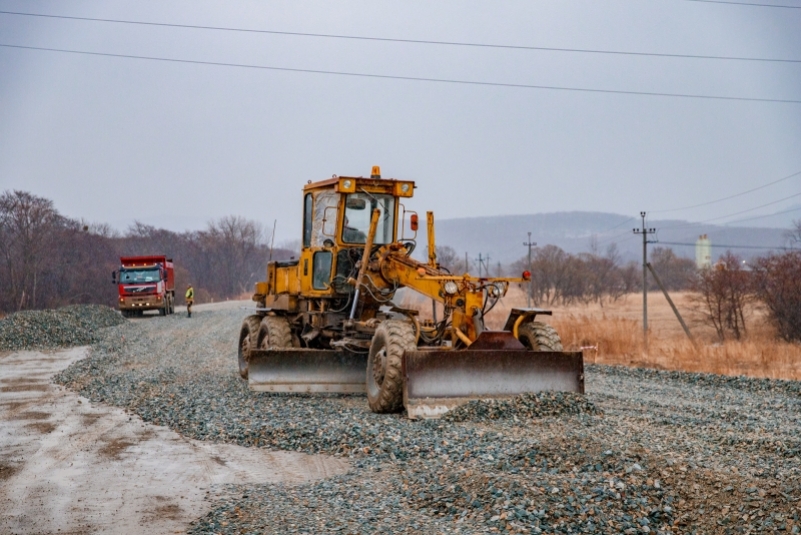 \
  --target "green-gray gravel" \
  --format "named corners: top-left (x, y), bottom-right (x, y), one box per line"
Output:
top-left (52, 306), bottom-right (801, 534)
